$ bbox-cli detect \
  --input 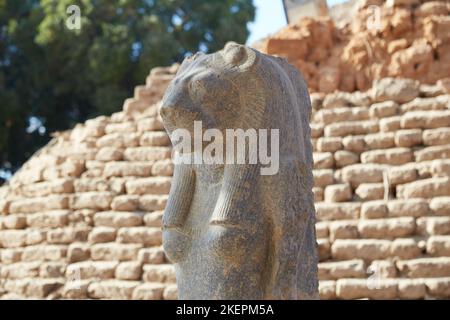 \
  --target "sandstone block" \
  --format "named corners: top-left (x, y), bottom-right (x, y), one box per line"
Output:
top-left (398, 279), bottom-right (426, 299)
top-left (88, 280), bottom-right (140, 299)
top-left (427, 236), bottom-right (450, 256)
top-left (361, 201), bottom-right (388, 219)
top-left (315, 202), bottom-right (360, 221)
top-left (397, 177), bottom-right (450, 198)
top-left (90, 243), bottom-right (142, 261)
top-left (369, 101), bottom-right (398, 118)
top-left (138, 195), bottom-right (168, 211)
top-left (310, 123), bottom-right (324, 138)
top-left (415, 145), bottom-right (450, 162)
top-left (313, 169), bottom-right (334, 188)
top-left (329, 220), bottom-right (358, 241)
top-left (39, 262), bottom-right (66, 278)
top-left (425, 278), bottom-right (450, 298)
top-left (95, 147), bottom-right (123, 161)
top-left (395, 129), bottom-right (422, 147)
top-left (25, 279), bottom-right (64, 298)
top-left (97, 133), bottom-right (138, 148)
top-left (88, 227), bottom-right (116, 243)
top-left (70, 192), bottom-right (114, 210)
top-left (401, 110), bottom-right (450, 129)
top-left (9, 195), bottom-right (69, 214)
top-left (355, 183), bottom-right (385, 201)
top-left (317, 239), bottom-right (331, 262)
top-left (26, 210), bottom-right (69, 228)
top-left (325, 120), bottom-right (378, 137)
top-left (387, 199), bottom-right (429, 217)
top-left (105, 122), bottom-right (136, 134)
top-left (317, 137), bottom-right (343, 152)
top-left (117, 227), bottom-right (162, 246)
top-left (364, 132), bottom-right (395, 149)
top-left (387, 165), bottom-right (418, 186)
top-left (319, 280), bottom-right (336, 300)
top-left (151, 159), bottom-right (174, 176)
top-left (142, 264), bottom-right (176, 283)
top-left (430, 197), bottom-right (450, 216)
top-left (163, 284), bottom-right (178, 300)
top-left (0, 230), bottom-right (27, 248)
top-left (139, 131), bottom-right (170, 147)
top-left (361, 147), bottom-right (412, 165)
top-left (342, 135), bottom-right (367, 153)
top-left (20, 179), bottom-right (74, 197)
top-left (417, 217), bottom-right (450, 235)
top-left (319, 259), bottom-right (366, 280)
top-left (334, 150), bottom-right (359, 168)
top-left (137, 117), bottom-right (165, 132)
top-left (397, 257), bottom-right (450, 278)
top-left (315, 222), bottom-right (329, 239)
top-left (313, 152), bottom-right (334, 169)
top-left (67, 242), bottom-right (90, 263)
top-left (336, 279), bottom-right (397, 299)
top-left (372, 78), bottom-right (419, 103)
top-left (124, 147), bottom-right (171, 162)
top-left (66, 261), bottom-right (118, 280)
top-left (125, 177), bottom-right (171, 195)
top-left (138, 247), bottom-right (165, 264)
top-left (103, 161), bottom-right (152, 177)
top-left (379, 116), bottom-right (402, 133)
top-left (423, 128), bottom-right (450, 146)
top-left (46, 227), bottom-right (90, 244)
top-left (341, 164), bottom-right (386, 187)
top-left (111, 195), bottom-right (139, 211)
top-left (94, 211), bottom-right (144, 228)
top-left (115, 261), bottom-right (143, 280)
top-left (324, 184), bottom-right (352, 203)
top-left (132, 283), bottom-right (165, 300)
top-left (62, 280), bottom-right (91, 299)
top-left (331, 239), bottom-right (391, 261)
top-left (313, 187), bottom-right (324, 202)
top-left (0, 262), bottom-right (40, 279)
top-left (0, 248), bottom-right (22, 264)
top-left (2, 214), bottom-right (27, 229)
top-left (143, 211), bottom-right (163, 227)
top-left (358, 217), bottom-right (416, 239)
